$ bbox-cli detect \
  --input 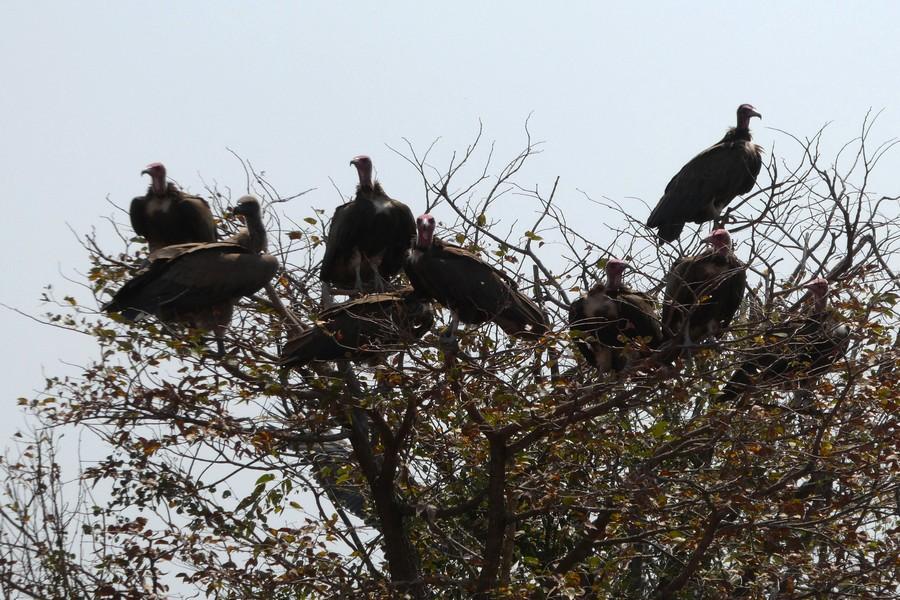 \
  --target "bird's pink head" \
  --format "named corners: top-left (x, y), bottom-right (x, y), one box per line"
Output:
top-left (350, 155), bottom-right (373, 188)
top-left (805, 277), bottom-right (829, 298)
top-left (141, 162), bottom-right (167, 194)
top-left (416, 213), bottom-right (436, 249)
top-left (805, 277), bottom-right (829, 310)
top-left (737, 104), bottom-right (762, 130)
top-left (605, 258), bottom-right (628, 289)
top-left (704, 229), bottom-right (732, 254)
